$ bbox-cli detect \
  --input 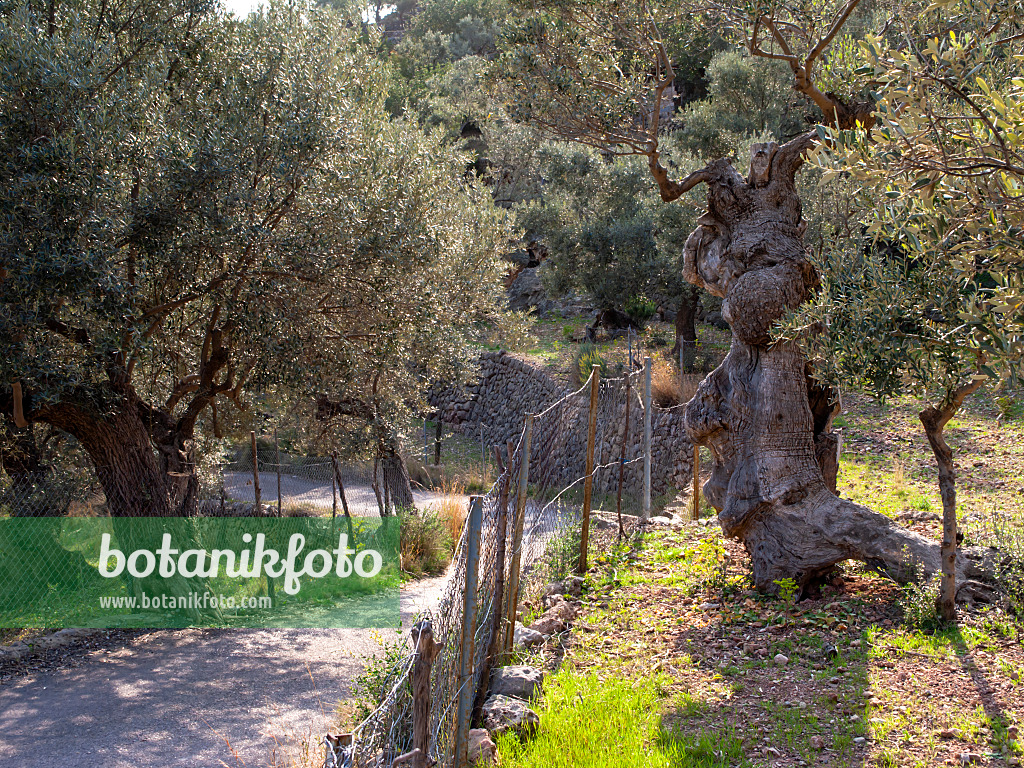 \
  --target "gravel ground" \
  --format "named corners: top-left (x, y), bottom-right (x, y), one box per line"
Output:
top-left (0, 485), bottom-right (453, 768)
